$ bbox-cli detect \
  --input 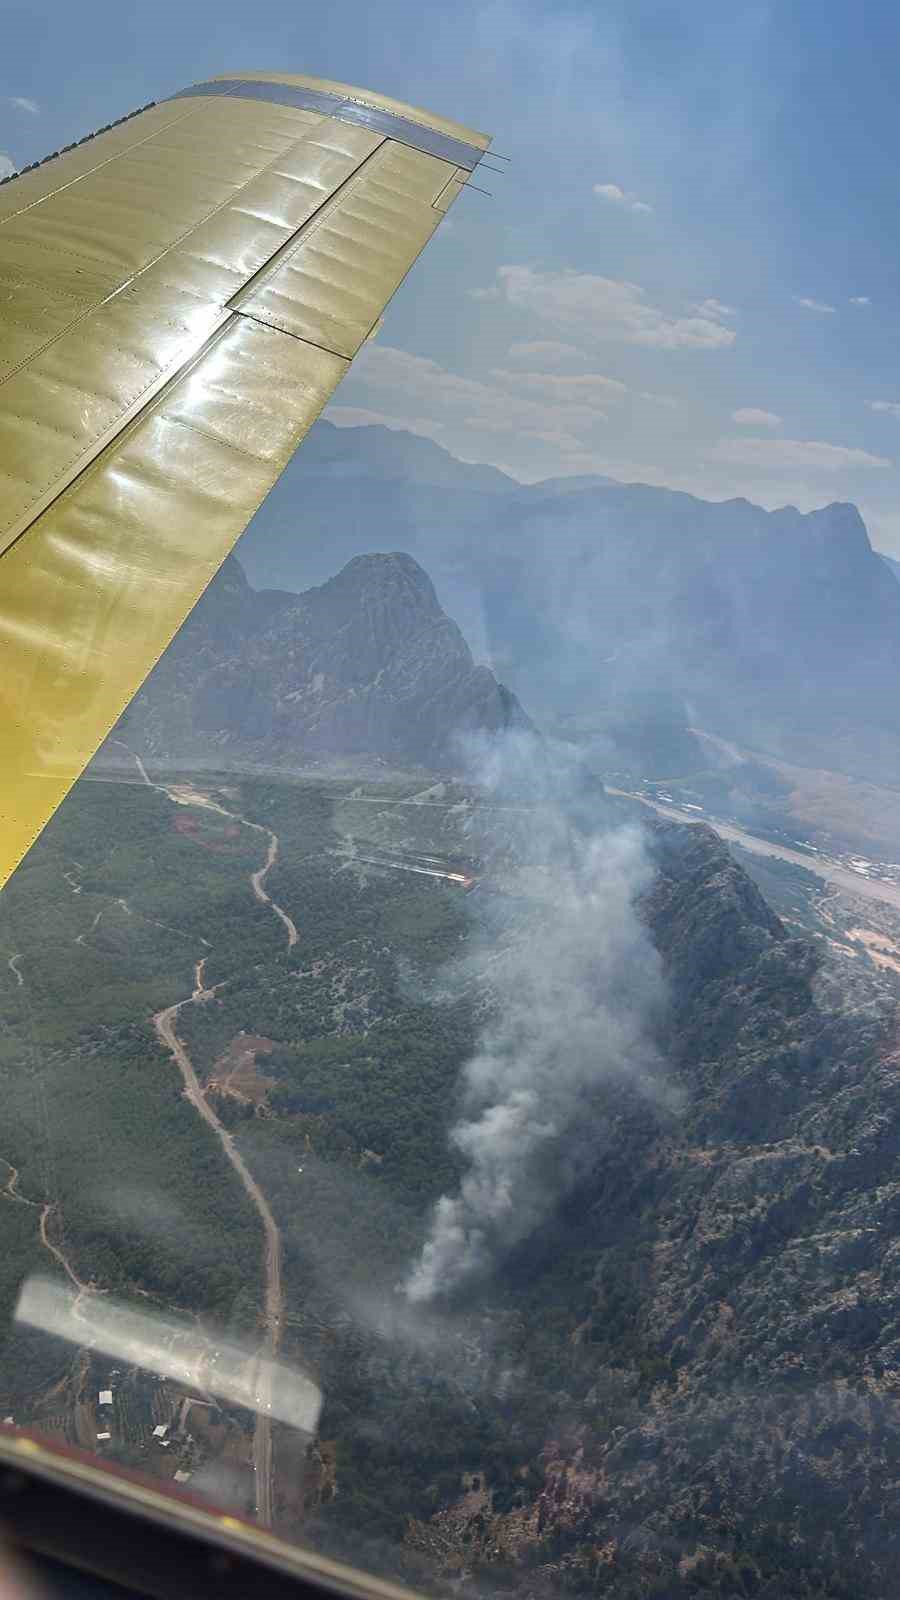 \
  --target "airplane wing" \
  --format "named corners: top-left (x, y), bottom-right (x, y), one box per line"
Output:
top-left (0, 73), bottom-right (489, 888)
